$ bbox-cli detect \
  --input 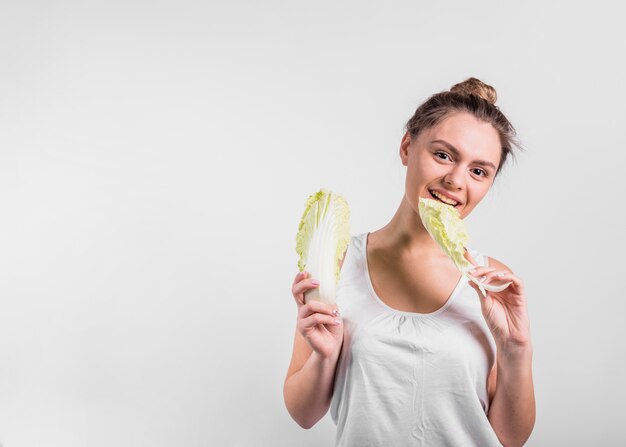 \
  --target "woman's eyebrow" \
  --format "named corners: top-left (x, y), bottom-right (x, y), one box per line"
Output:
top-left (430, 139), bottom-right (497, 171)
